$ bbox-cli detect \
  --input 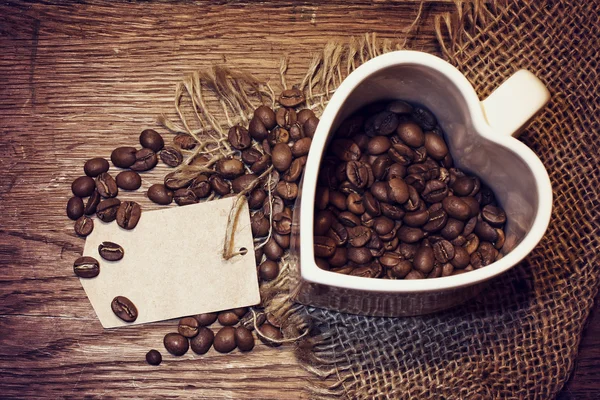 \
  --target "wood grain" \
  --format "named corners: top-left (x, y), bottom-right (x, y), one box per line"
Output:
top-left (0, 1), bottom-right (597, 398)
